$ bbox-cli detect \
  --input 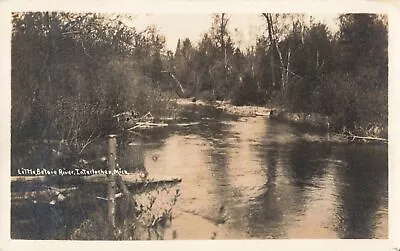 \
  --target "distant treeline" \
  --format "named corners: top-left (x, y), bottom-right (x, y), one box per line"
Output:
top-left (168, 14), bottom-right (387, 137)
top-left (11, 12), bottom-right (388, 149)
